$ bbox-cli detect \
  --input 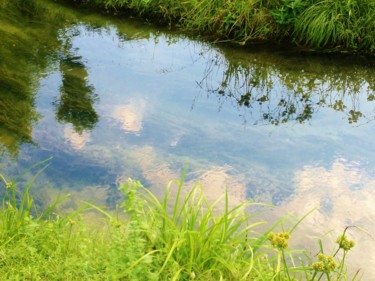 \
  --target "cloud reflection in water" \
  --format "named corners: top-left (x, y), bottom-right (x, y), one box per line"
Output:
top-left (275, 158), bottom-right (375, 277)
